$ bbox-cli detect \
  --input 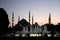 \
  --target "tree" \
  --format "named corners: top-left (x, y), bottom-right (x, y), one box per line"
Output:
top-left (0, 8), bottom-right (9, 36)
